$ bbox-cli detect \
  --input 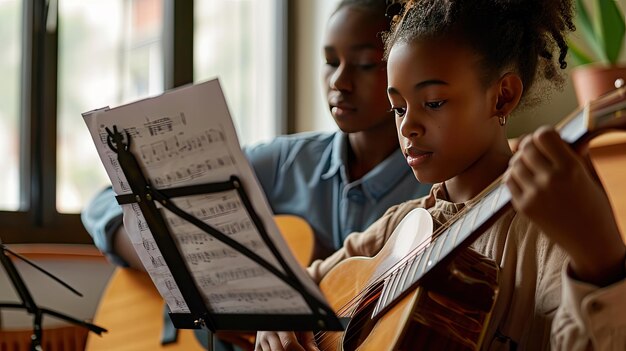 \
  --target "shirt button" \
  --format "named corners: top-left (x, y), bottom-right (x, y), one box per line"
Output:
top-left (347, 193), bottom-right (364, 202)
